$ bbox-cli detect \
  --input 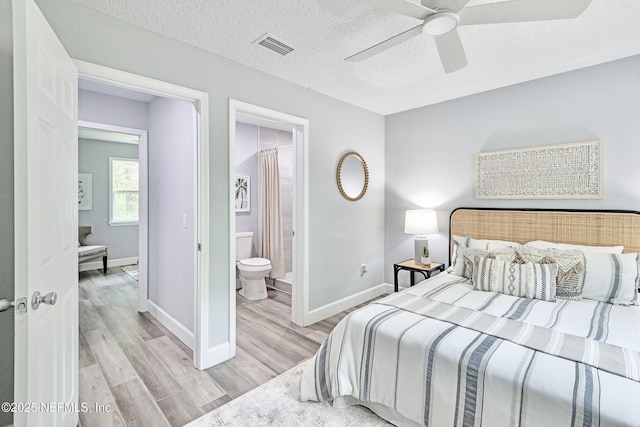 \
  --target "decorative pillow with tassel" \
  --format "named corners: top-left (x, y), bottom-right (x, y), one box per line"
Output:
top-left (516, 246), bottom-right (585, 301)
top-left (472, 255), bottom-right (558, 302)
